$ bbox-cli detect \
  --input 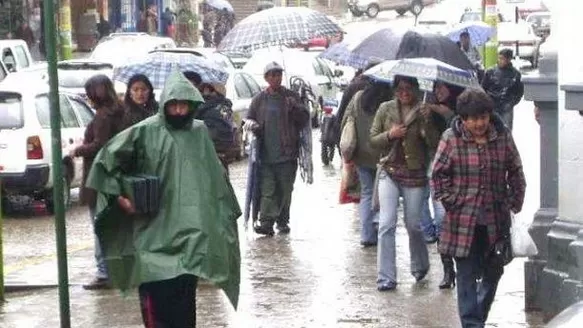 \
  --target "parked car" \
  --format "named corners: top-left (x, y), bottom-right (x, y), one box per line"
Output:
top-left (57, 60), bottom-right (114, 98)
top-left (0, 74), bottom-right (95, 213)
top-left (89, 34), bottom-right (176, 66)
top-left (348, 0), bottom-right (436, 18)
top-left (0, 39), bottom-right (36, 73)
top-left (498, 22), bottom-right (541, 65)
top-left (243, 47), bottom-right (344, 127)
